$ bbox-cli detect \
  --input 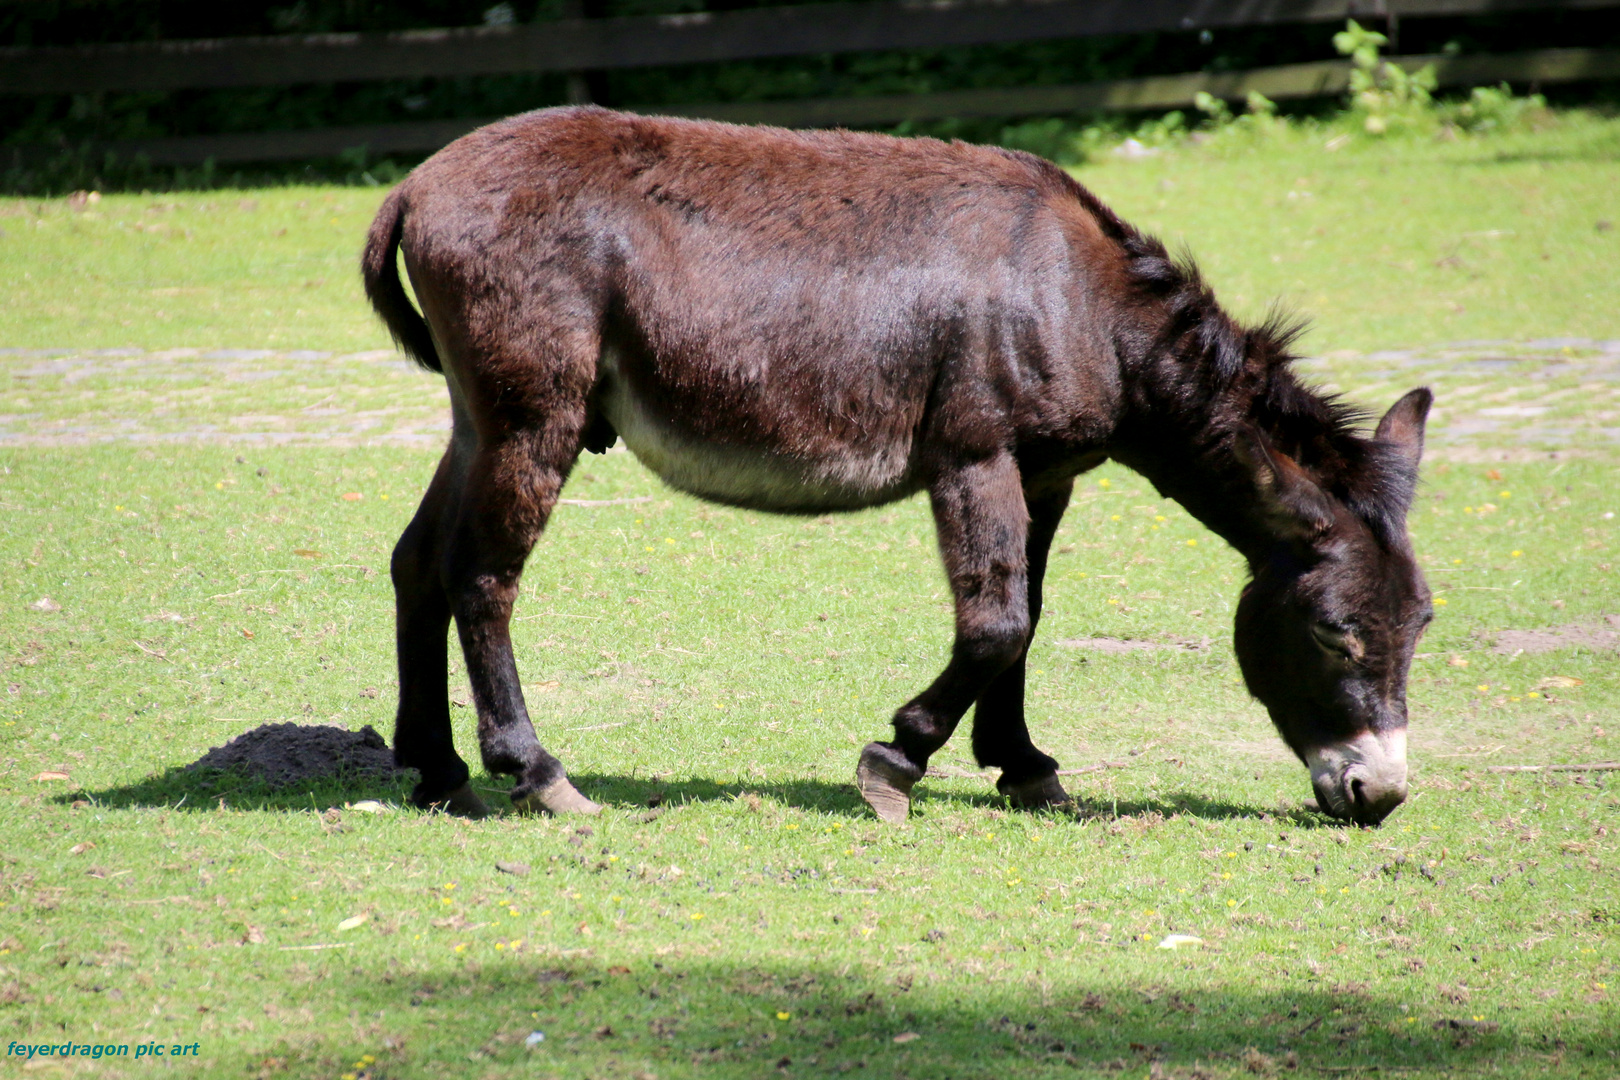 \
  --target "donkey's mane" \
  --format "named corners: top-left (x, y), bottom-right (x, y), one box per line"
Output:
top-left (1045, 166), bottom-right (1418, 544)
